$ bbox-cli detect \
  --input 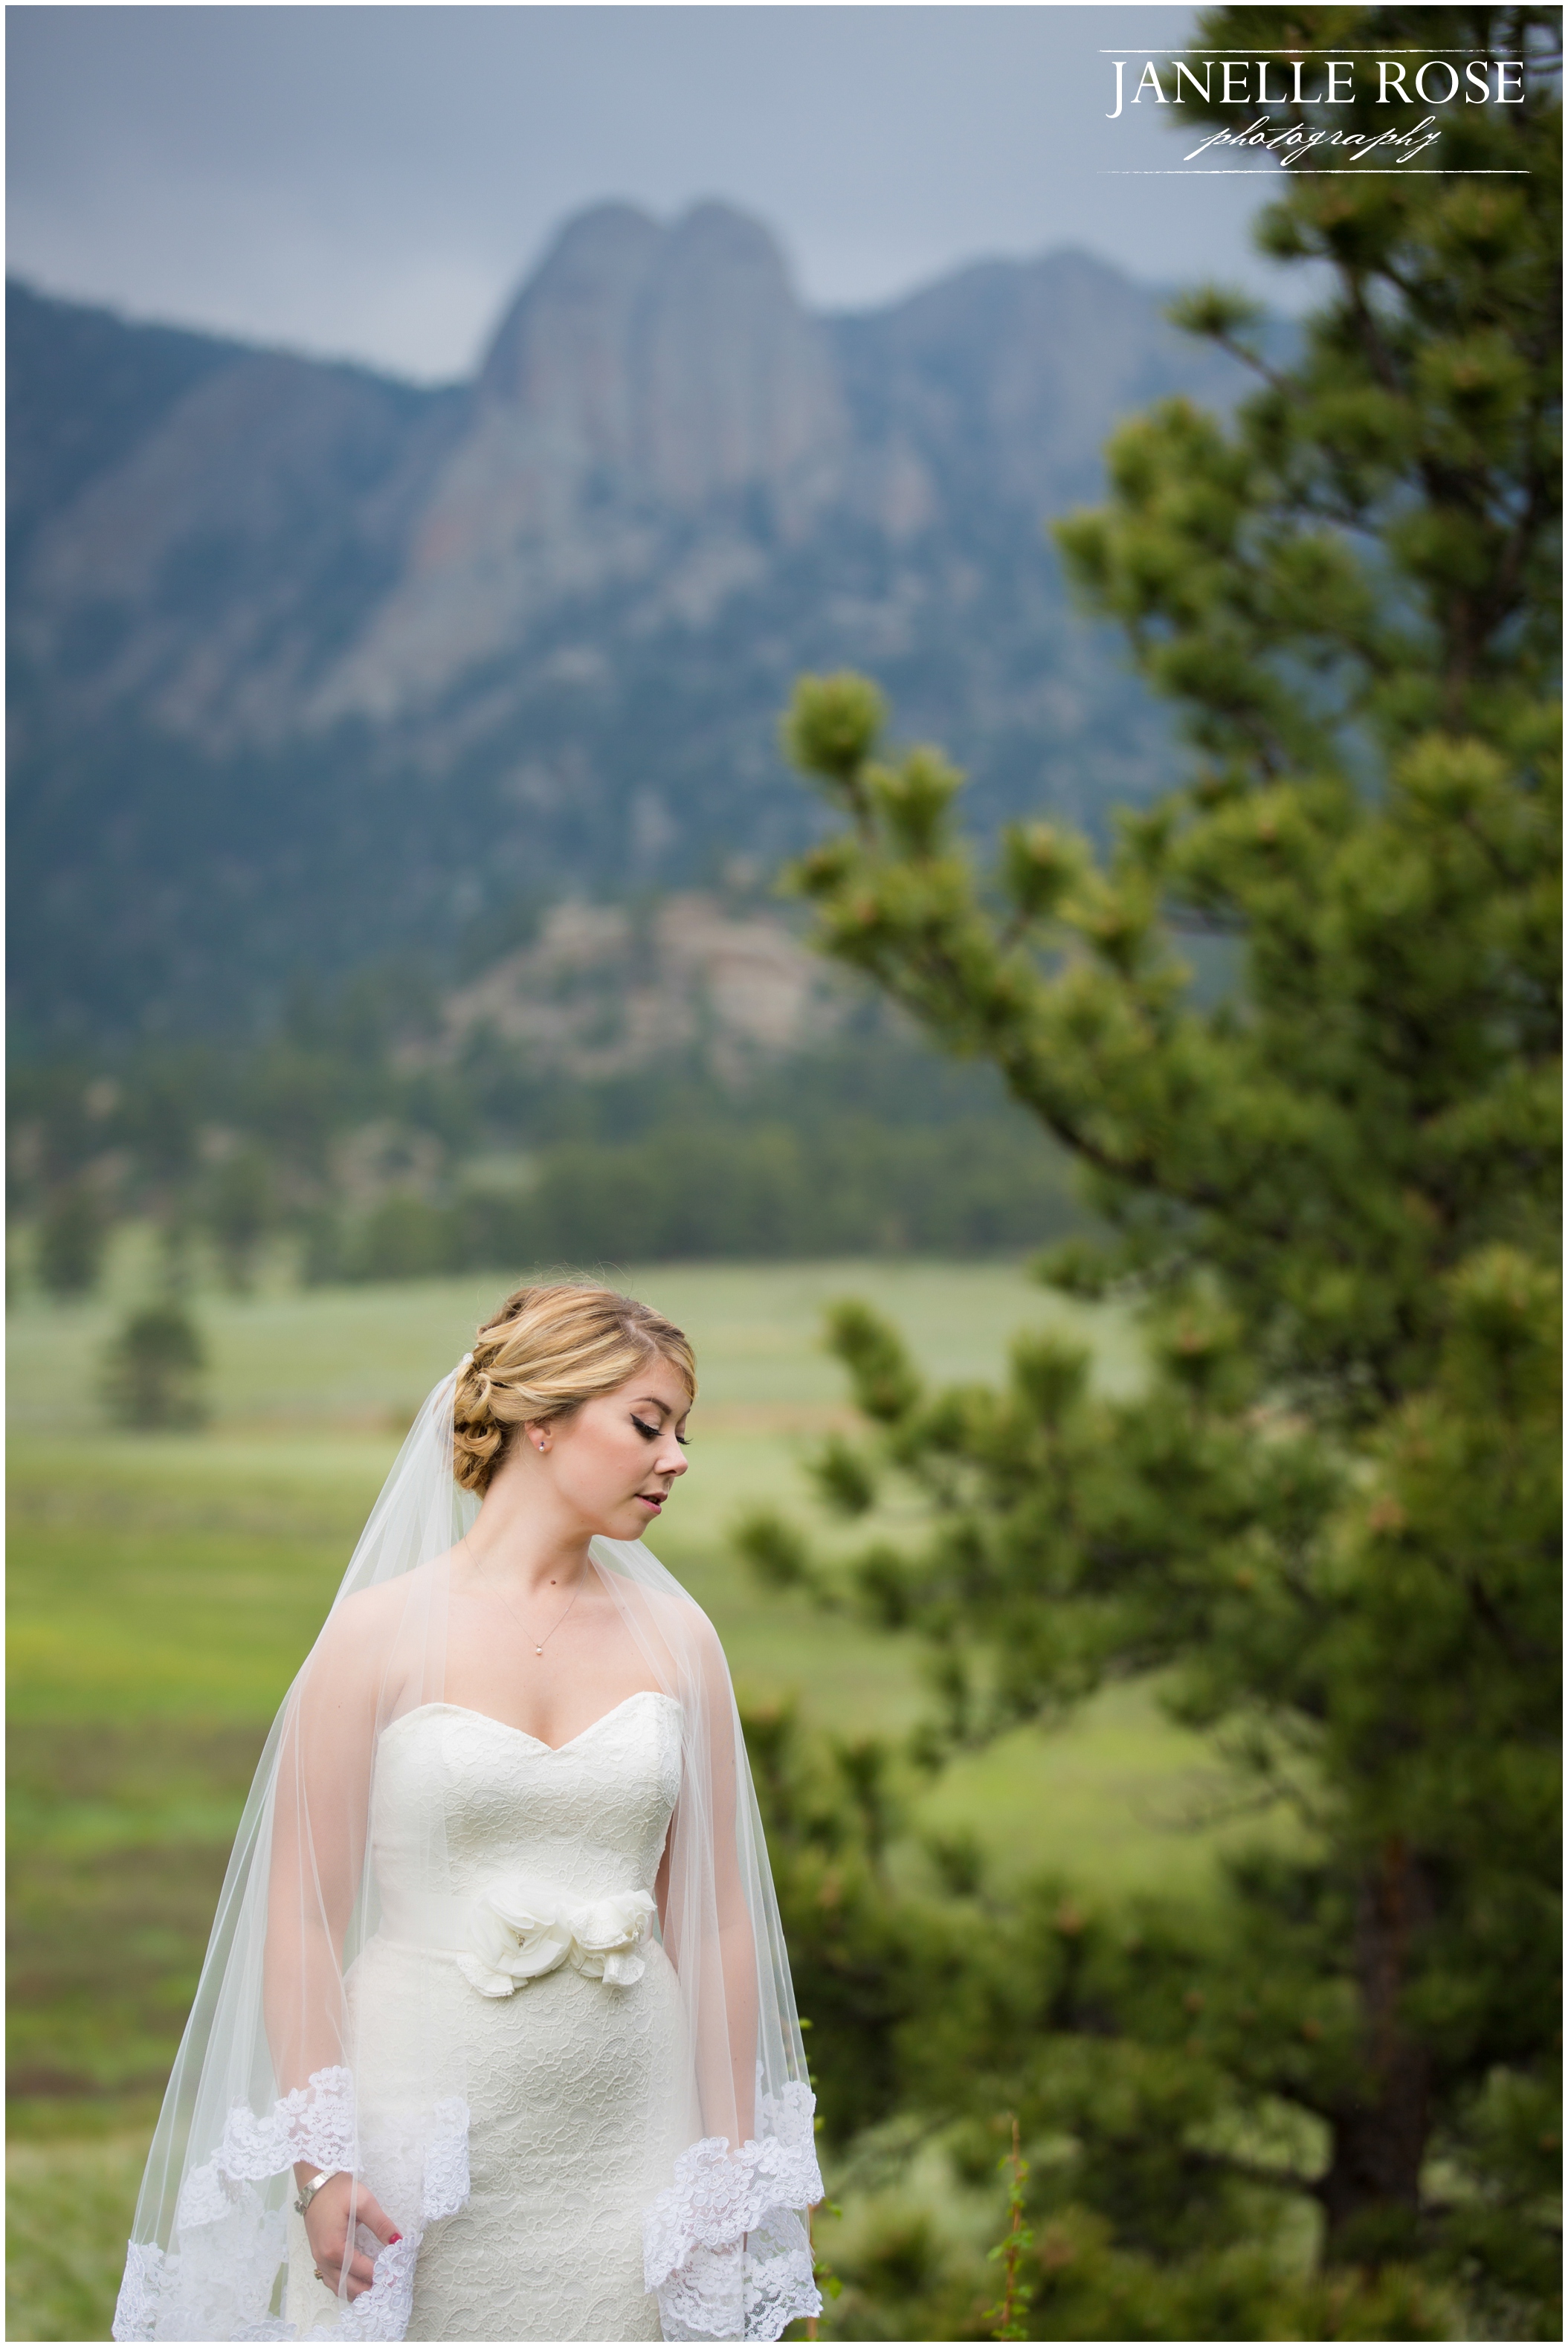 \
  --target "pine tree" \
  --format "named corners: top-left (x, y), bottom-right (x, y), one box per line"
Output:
top-left (100, 1300), bottom-right (209, 1429)
top-left (761, 7), bottom-right (1561, 2329)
